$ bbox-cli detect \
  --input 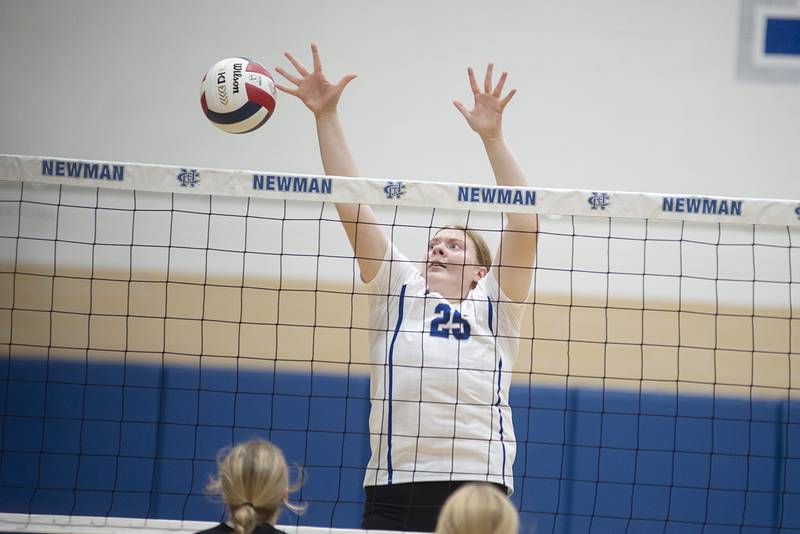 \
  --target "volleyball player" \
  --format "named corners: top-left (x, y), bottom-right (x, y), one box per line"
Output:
top-left (197, 439), bottom-right (303, 534)
top-left (276, 44), bottom-right (536, 532)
